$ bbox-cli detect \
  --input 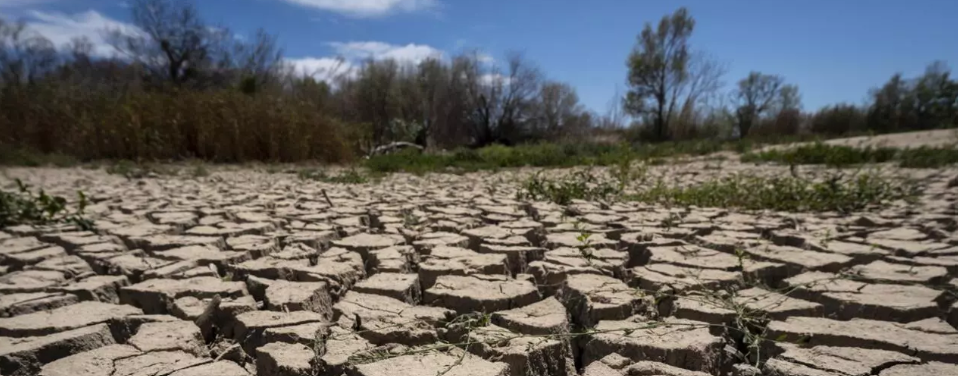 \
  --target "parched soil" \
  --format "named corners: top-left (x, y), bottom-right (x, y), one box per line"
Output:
top-left (1, 157), bottom-right (957, 376)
